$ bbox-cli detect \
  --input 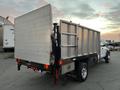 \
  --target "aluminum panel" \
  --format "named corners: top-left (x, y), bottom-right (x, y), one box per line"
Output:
top-left (61, 34), bottom-right (68, 45)
top-left (69, 35), bottom-right (76, 45)
top-left (92, 31), bottom-right (95, 53)
top-left (89, 30), bottom-right (93, 53)
top-left (70, 25), bottom-right (76, 33)
top-left (62, 62), bottom-right (74, 74)
top-left (83, 29), bottom-right (88, 55)
top-left (60, 20), bottom-right (100, 59)
top-left (60, 20), bottom-right (77, 59)
top-left (60, 23), bottom-right (68, 33)
top-left (96, 33), bottom-right (100, 54)
top-left (78, 27), bottom-right (83, 55)
top-left (0, 26), bottom-right (3, 47)
top-left (69, 47), bottom-right (76, 57)
top-left (61, 47), bottom-right (68, 58)
top-left (15, 4), bottom-right (52, 64)
top-left (94, 32), bottom-right (97, 52)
